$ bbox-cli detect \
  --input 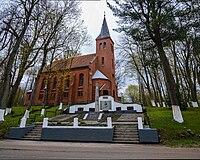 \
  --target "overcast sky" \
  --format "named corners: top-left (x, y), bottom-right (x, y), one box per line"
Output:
top-left (80, 0), bottom-right (120, 54)
top-left (79, 1), bottom-right (136, 93)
